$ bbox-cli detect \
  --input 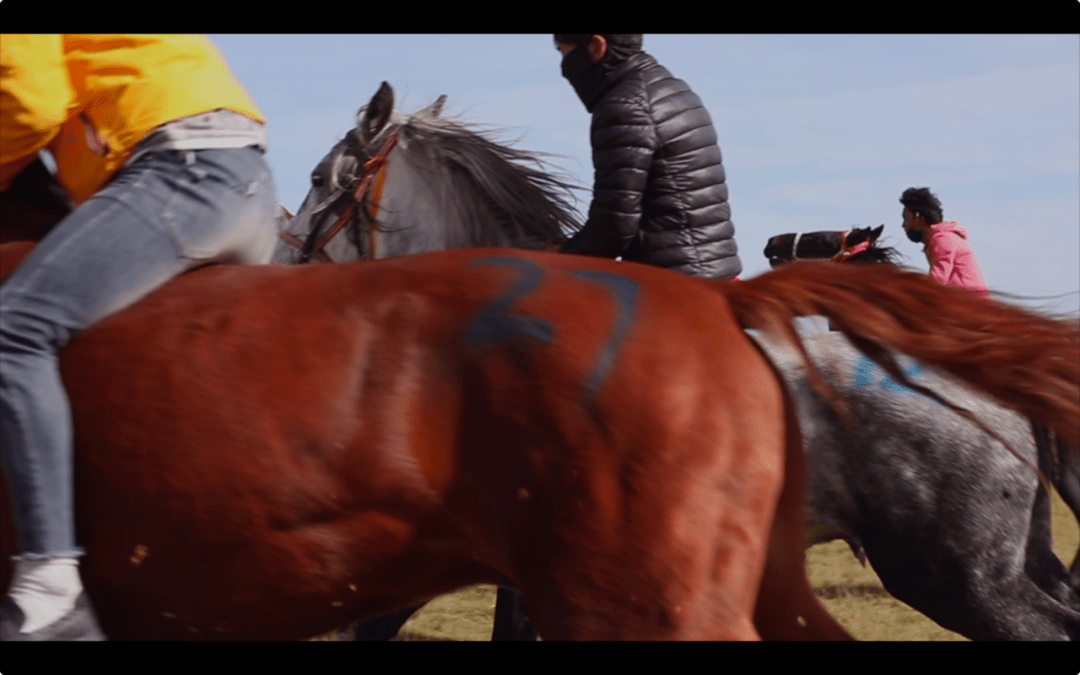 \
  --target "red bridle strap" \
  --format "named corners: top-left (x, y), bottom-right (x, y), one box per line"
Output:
top-left (830, 230), bottom-right (870, 262)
